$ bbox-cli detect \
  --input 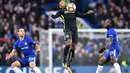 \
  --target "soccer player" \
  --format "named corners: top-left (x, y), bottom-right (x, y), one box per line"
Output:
top-left (50, 2), bottom-right (93, 69)
top-left (58, 0), bottom-right (67, 9)
top-left (6, 28), bottom-right (41, 73)
top-left (96, 19), bottom-right (121, 73)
